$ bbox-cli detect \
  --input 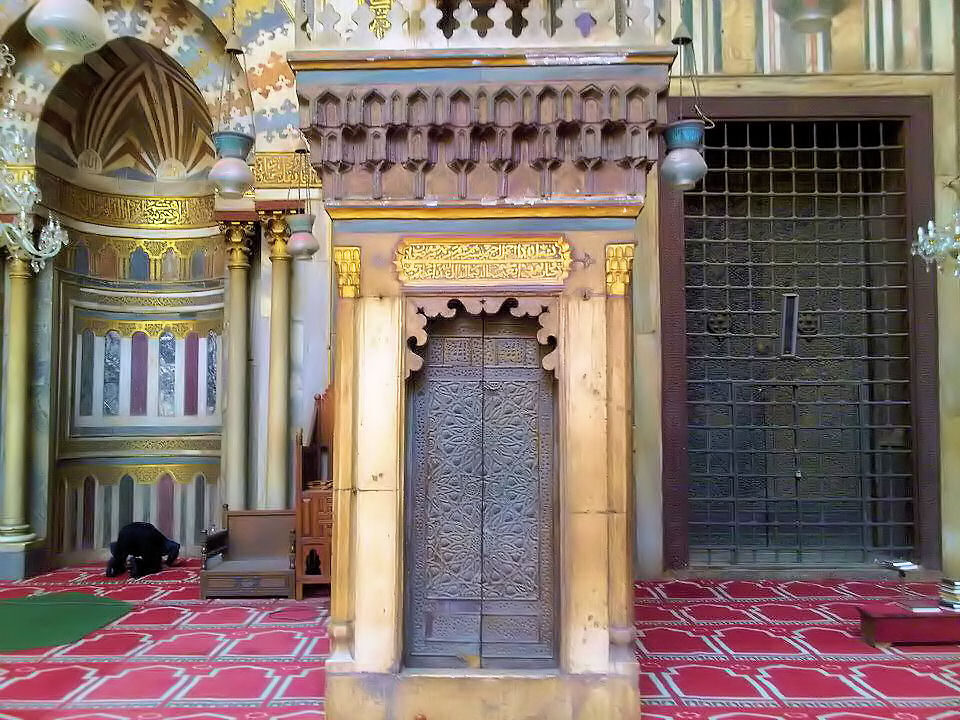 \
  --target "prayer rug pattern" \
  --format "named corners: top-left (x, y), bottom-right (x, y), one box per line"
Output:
top-left (637, 578), bottom-right (960, 720)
